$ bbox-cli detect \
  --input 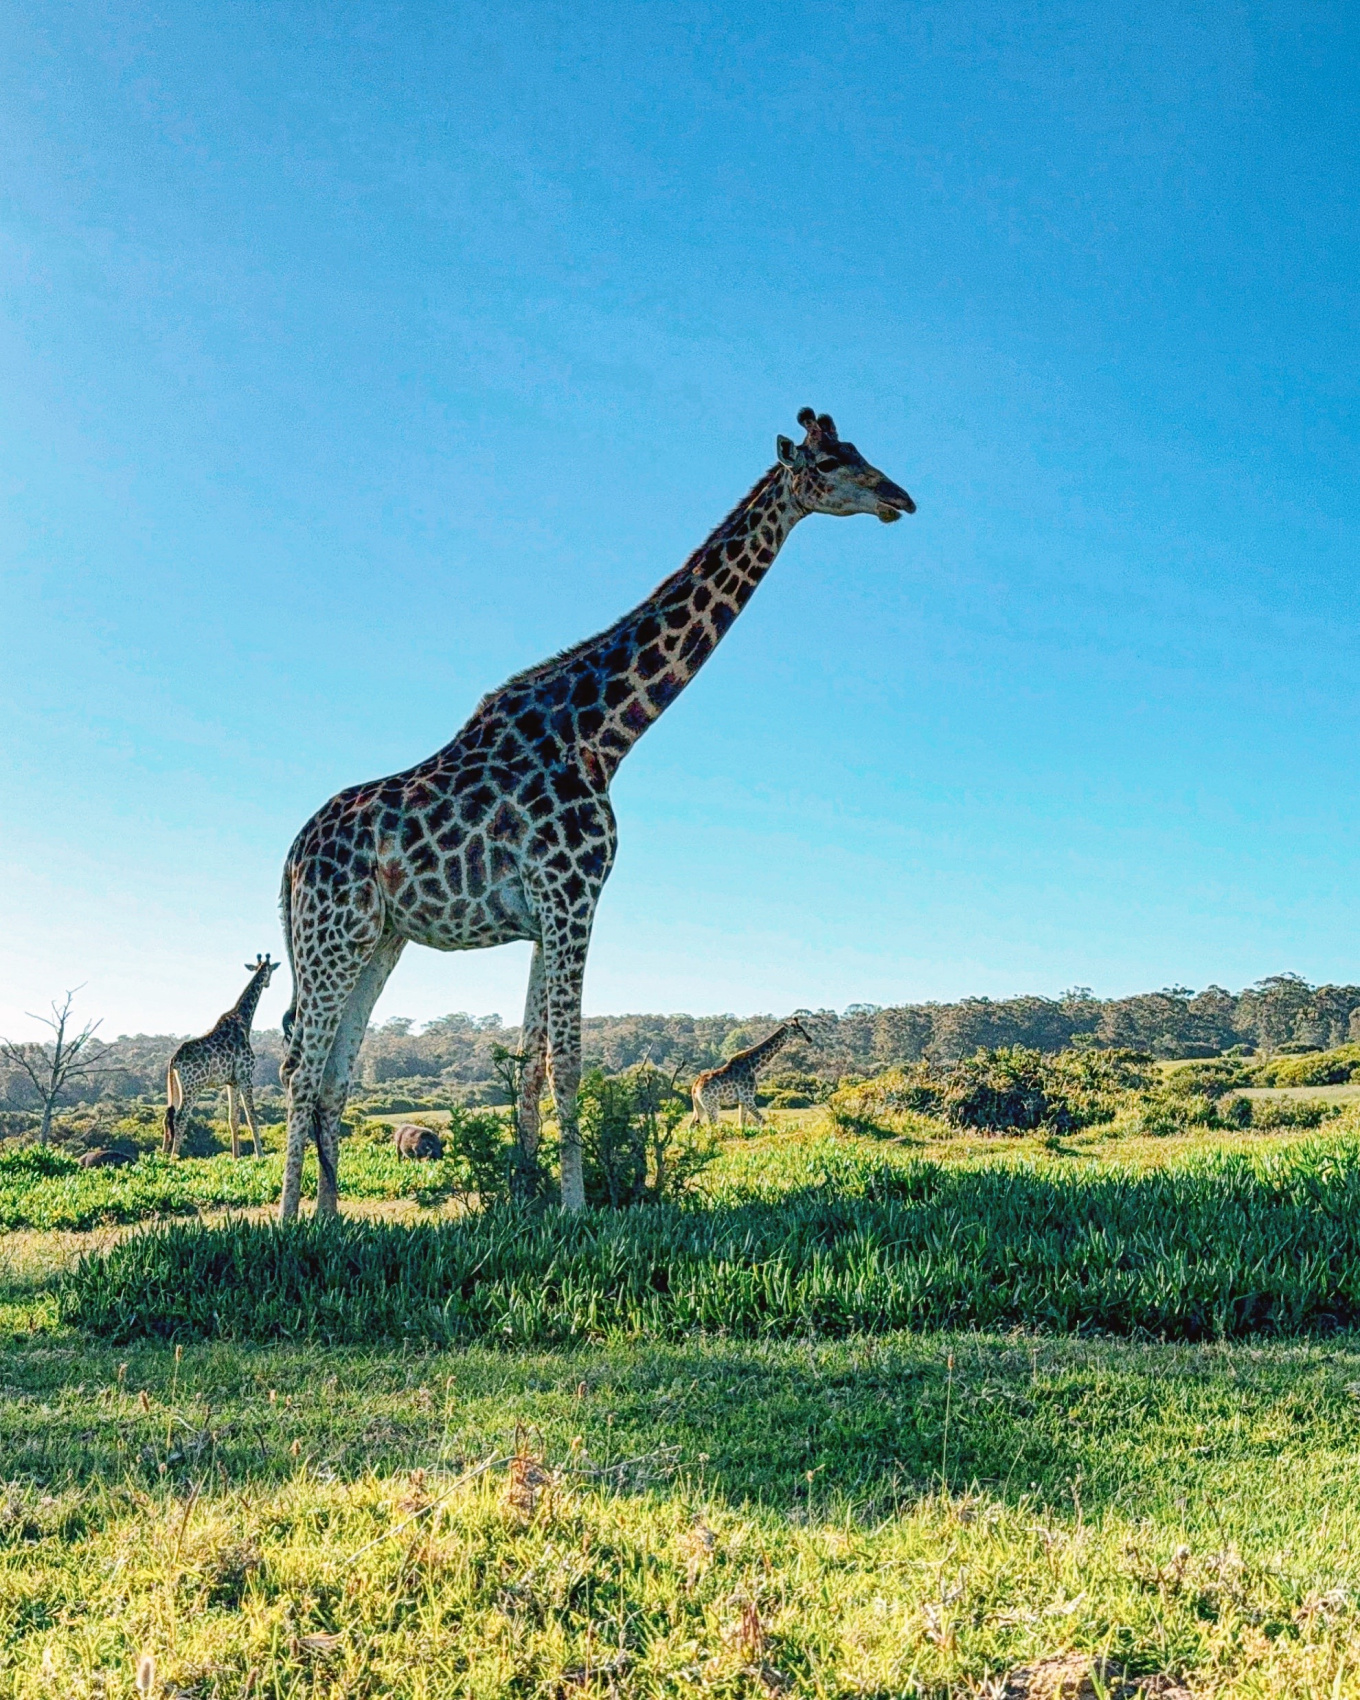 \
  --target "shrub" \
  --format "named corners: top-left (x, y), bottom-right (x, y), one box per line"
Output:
top-left (439, 1106), bottom-right (524, 1205)
top-left (1249, 1097), bottom-right (1343, 1130)
top-left (941, 1047), bottom-right (1065, 1134)
top-left (828, 1065), bottom-right (943, 1130)
top-left (1044, 1048), bottom-right (1155, 1127)
top-left (1255, 1045), bottom-right (1360, 1088)
top-left (760, 1071), bottom-right (832, 1109)
top-left (580, 1065), bottom-right (715, 1207)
